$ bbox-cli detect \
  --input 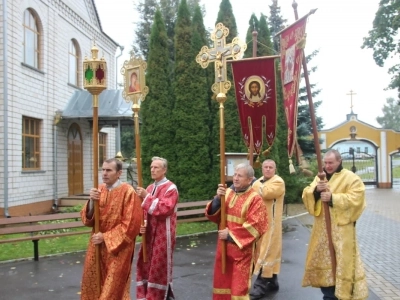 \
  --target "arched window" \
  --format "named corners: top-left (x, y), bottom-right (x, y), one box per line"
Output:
top-left (23, 9), bottom-right (40, 68)
top-left (69, 40), bottom-right (79, 86)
